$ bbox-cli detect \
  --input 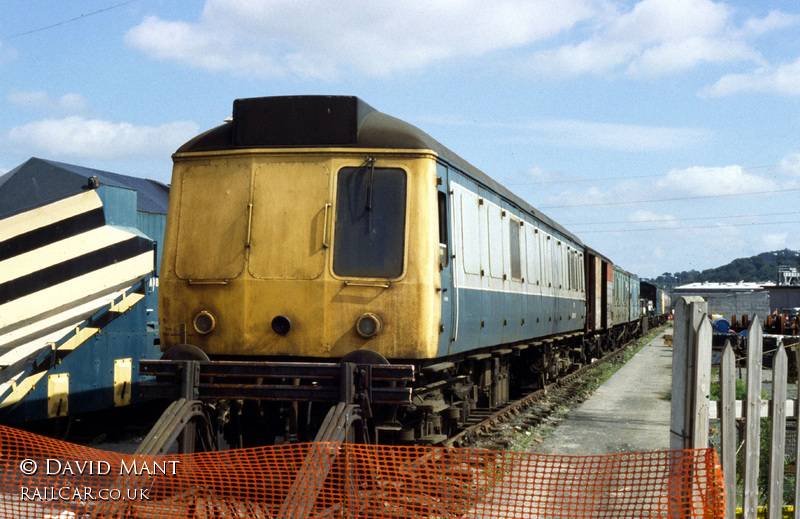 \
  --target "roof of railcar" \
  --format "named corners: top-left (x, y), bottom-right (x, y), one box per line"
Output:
top-left (176, 95), bottom-right (582, 245)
